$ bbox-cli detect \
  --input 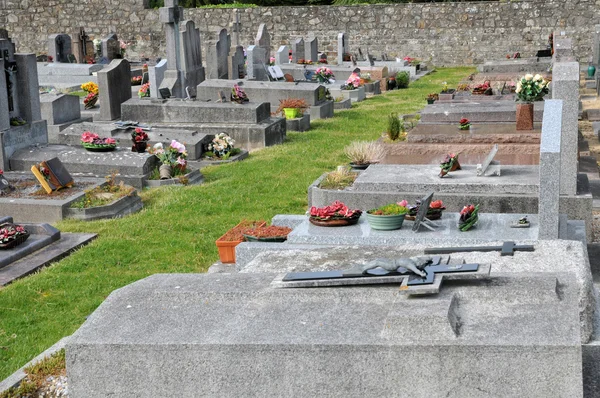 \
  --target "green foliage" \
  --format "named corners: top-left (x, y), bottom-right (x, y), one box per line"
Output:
top-left (515, 74), bottom-right (549, 103)
top-left (387, 113), bottom-right (400, 141)
top-left (368, 203), bottom-right (408, 215)
top-left (319, 166), bottom-right (357, 190)
top-left (396, 71), bottom-right (410, 89)
top-left (0, 66), bottom-right (475, 381)
top-left (0, 350), bottom-right (65, 398)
